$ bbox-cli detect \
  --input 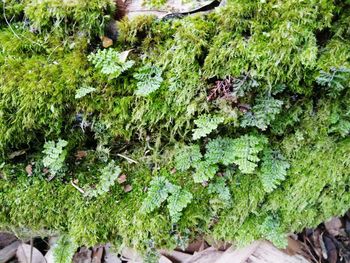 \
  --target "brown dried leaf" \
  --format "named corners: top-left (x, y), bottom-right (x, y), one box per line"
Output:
top-left (25, 165), bottom-right (33, 176)
top-left (117, 174), bottom-right (127, 184)
top-left (325, 217), bottom-right (342, 237)
top-left (8, 150), bottom-right (26, 159)
top-left (102, 36), bottom-right (113, 48)
top-left (75, 151), bottom-right (88, 160)
top-left (323, 236), bottom-right (337, 263)
top-left (124, 184), bottom-right (132, 192)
